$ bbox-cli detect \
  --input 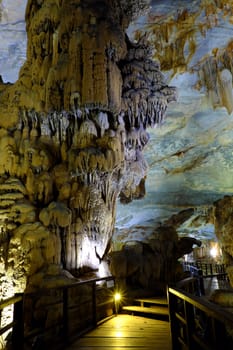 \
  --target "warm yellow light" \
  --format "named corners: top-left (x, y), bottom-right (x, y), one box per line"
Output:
top-left (115, 331), bottom-right (123, 338)
top-left (114, 292), bottom-right (121, 301)
top-left (210, 246), bottom-right (217, 258)
top-left (98, 260), bottom-right (111, 278)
